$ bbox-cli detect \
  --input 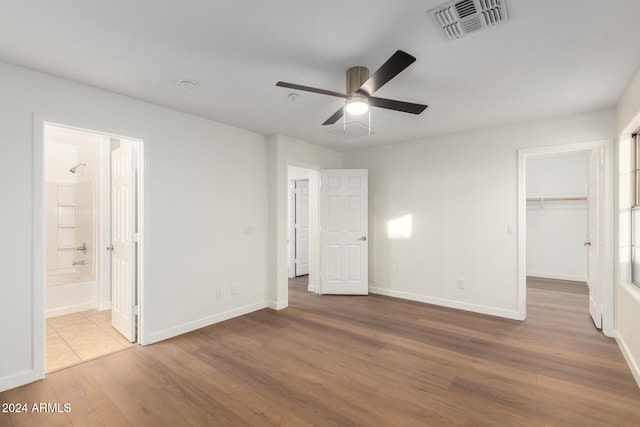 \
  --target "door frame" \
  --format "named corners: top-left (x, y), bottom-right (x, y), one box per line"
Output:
top-left (517, 139), bottom-right (614, 336)
top-left (32, 114), bottom-right (146, 380)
